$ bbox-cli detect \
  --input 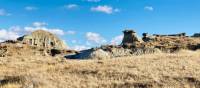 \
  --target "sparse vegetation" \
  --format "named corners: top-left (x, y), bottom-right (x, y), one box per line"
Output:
top-left (0, 50), bottom-right (200, 88)
top-left (1, 30), bottom-right (200, 88)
